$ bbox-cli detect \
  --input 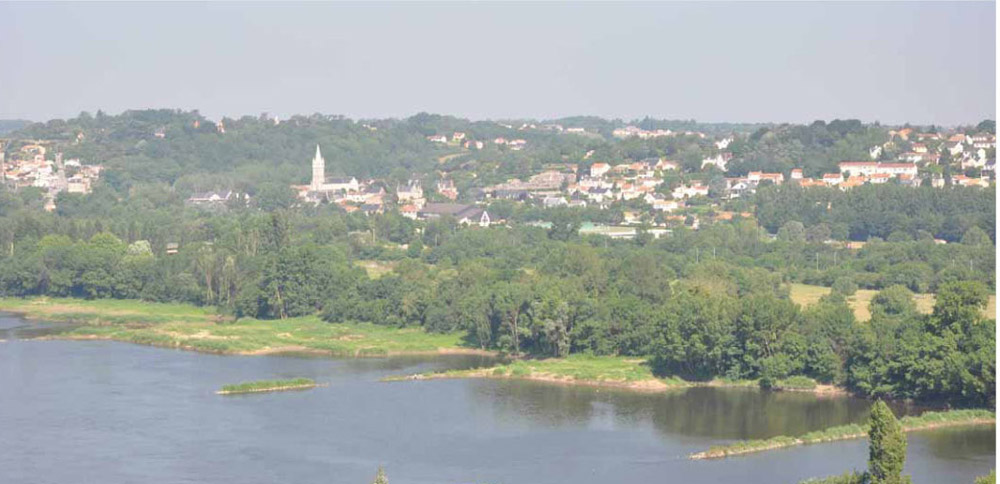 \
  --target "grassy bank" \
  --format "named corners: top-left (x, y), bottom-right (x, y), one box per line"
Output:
top-left (0, 297), bottom-right (477, 357)
top-left (690, 409), bottom-right (996, 460)
top-left (788, 283), bottom-right (996, 322)
top-left (384, 354), bottom-right (800, 392)
top-left (385, 354), bottom-right (688, 391)
top-left (218, 378), bottom-right (317, 395)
